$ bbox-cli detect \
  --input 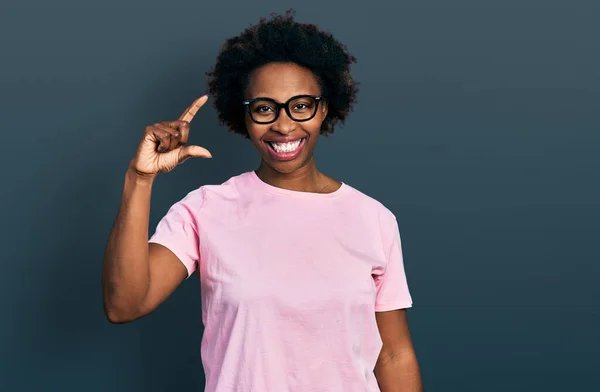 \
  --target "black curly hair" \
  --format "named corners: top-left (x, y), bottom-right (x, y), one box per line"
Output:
top-left (206, 9), bottom-right (359, 138)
